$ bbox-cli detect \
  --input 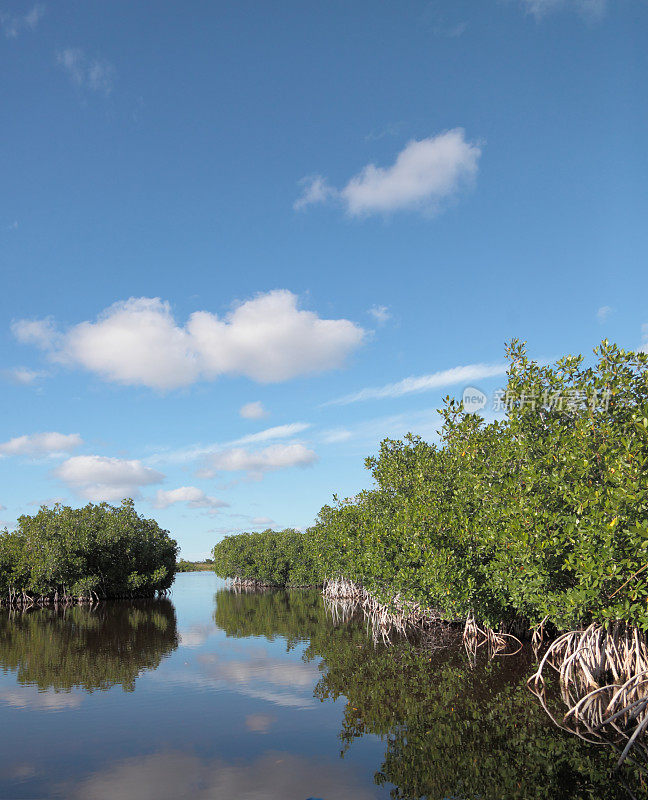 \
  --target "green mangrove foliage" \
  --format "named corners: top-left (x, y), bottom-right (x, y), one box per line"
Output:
top-left (0, 599), bottom-right (178, 692)
top-left (0, 500), bottom-right (178, 603)
top-left (309, 340), bottom-right (648, 632)
top-left (212, 341), bottom-right (648, 634)
top-left (211, 528), bottom-right (319, 587)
